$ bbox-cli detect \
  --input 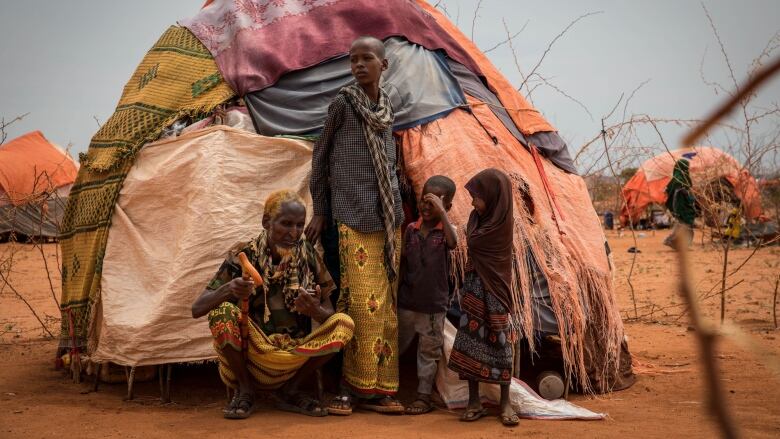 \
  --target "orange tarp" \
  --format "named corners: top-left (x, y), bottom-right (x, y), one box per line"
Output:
top-left (400, 94), bottom-right (610, 278)
top-left (417, 0), bottom-right (556, 136)
top-left (620, 146), bottom-right (762, 224)
top-left (0, 131), bottom-right (78, 206)
top-left (398, 94), bottom-right (622, 391)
